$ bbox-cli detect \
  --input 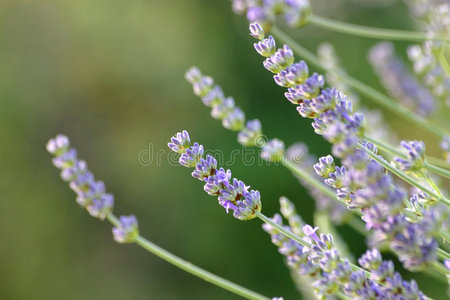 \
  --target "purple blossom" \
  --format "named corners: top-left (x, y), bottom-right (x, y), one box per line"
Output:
top-left (168, 130), bottom-right (191, 154)
top-left (169, 131), bottom-right (261, 220)
top-left (202, 85), bottom-right (225, 107)
top-left (254, 35), bottom-right (276, 57)
top-left (237, 119), bottom-right (262, 147)
top-left (192, 155), bottom-right (217, 180)
top-left (395, 140), bottom-right (426, 172)
top-left (211, 97), bottom-right (235, 120)
top-left (179, 142), bottom-right (204, 168)
top-left (222, 107), bottom-right (245, 131)
top-left (249, 22), bottom-right (265, 40)
top-left (112, 215), bottom-right (139, 243)
top-left (261, 139), bottom-right (285, 162)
